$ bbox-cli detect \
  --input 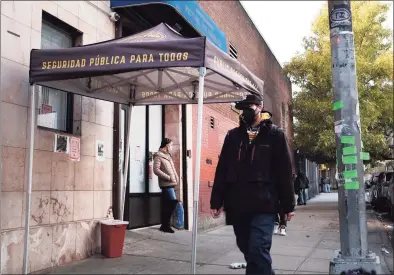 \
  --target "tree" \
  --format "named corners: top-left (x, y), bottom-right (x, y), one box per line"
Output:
top-left (283, 1), bottom-right (393, 164)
